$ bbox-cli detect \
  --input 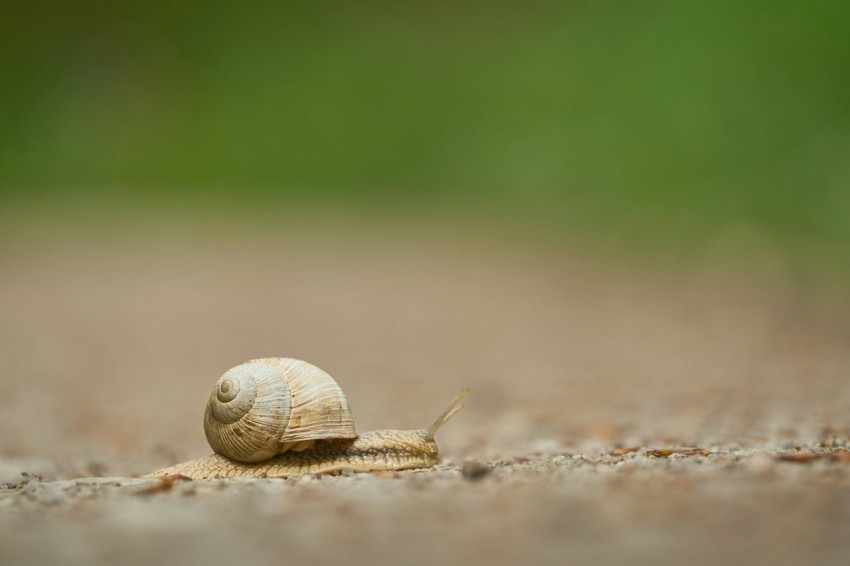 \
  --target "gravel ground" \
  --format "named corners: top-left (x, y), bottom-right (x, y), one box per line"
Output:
top-left (1, 223), bottom-right (849, 565)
